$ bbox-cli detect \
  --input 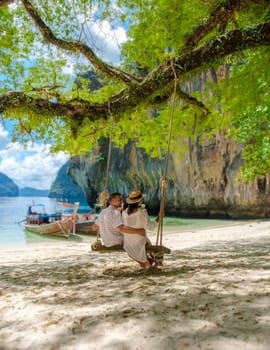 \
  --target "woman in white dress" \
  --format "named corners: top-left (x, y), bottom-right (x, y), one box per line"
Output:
top-left (122, 190), bottom-right (160, 268)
